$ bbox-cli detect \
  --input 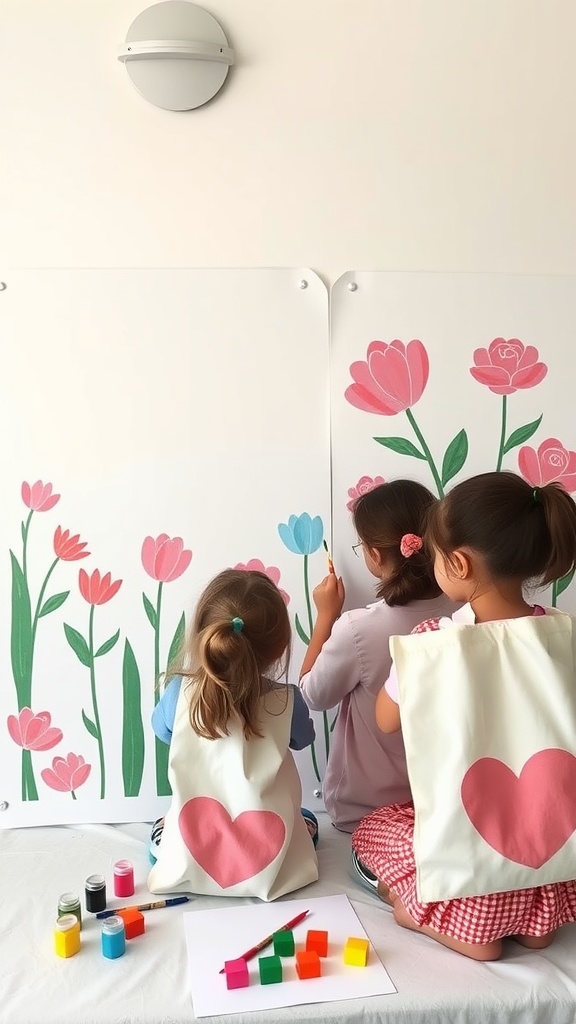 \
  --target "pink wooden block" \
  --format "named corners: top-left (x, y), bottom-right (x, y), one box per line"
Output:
top-left (224, 958), bottom-right (250, 990)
